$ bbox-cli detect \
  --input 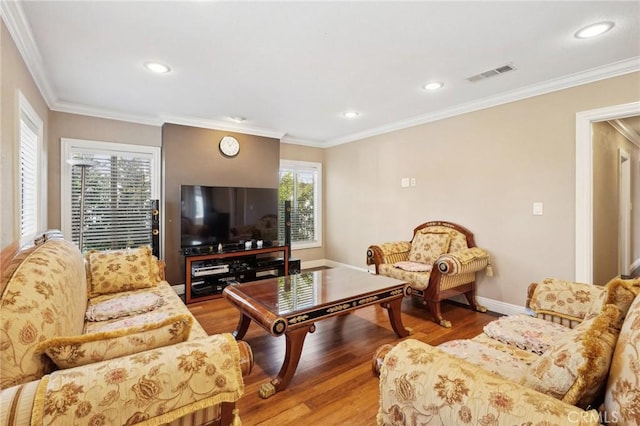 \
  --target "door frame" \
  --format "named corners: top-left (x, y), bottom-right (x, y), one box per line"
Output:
top-left (619, 148), bottom-right (631, 275)
top-left (575, 101), bottom-right (640, 283)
